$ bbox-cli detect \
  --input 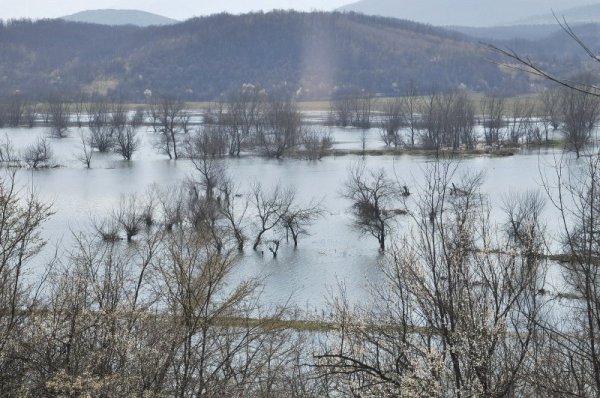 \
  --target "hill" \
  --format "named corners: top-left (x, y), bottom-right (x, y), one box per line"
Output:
top-left (0, 11), bottom-right (593, 101)
top-left (61, 9), bottom-right (178, 27)
top-left (515, 3), bottom-right (600, 25)
top-left (337, 0), bottom-right (587, 27)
